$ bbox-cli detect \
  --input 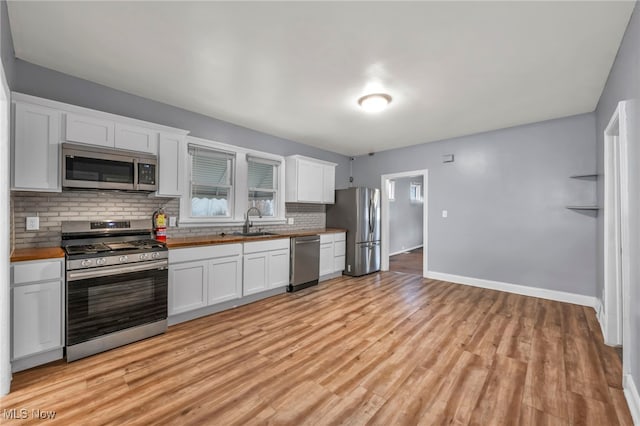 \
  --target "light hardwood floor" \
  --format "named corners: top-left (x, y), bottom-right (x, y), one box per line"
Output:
top-left (1, 272), bottom-right (633, 425)
top-left (389, 247), bottom-right (423, 276)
